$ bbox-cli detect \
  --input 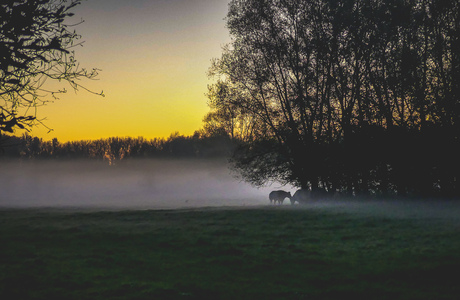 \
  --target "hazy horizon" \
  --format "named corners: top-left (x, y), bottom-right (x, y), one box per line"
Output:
top-left (2, 158), bottom-right (460, 223)
top-left (0, 158), bottom-right (282, 209)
